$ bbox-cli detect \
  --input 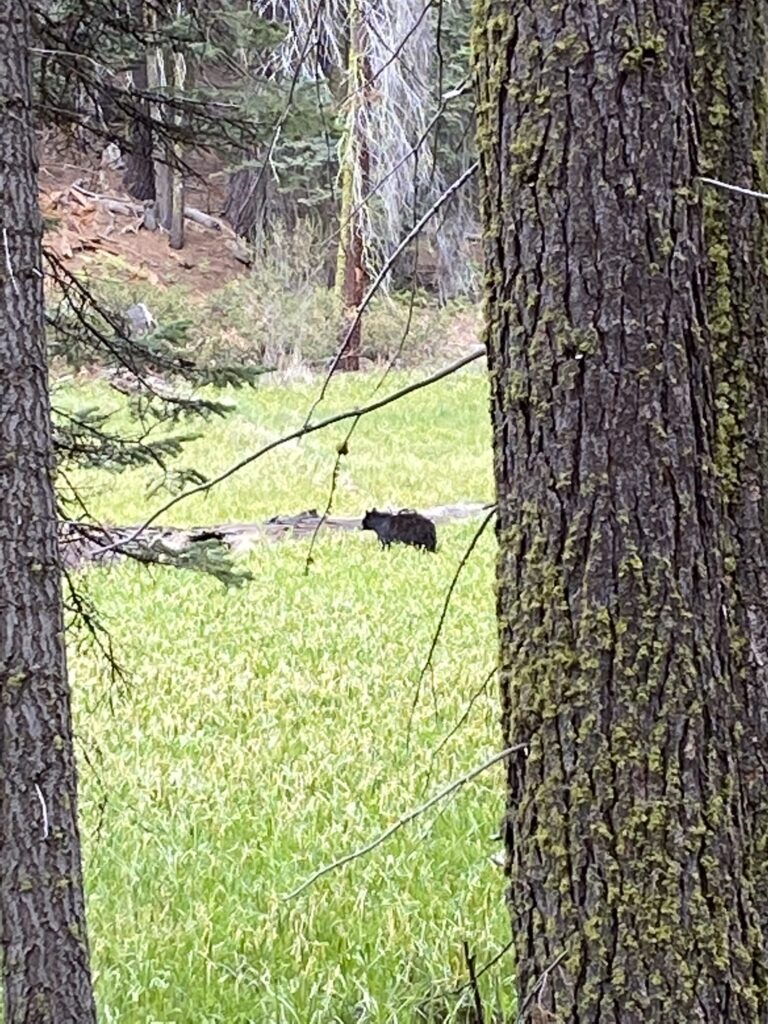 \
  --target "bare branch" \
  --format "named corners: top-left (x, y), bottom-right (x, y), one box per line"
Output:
top-left (453, 939), bottom-right (514, 997)
top-left (305, 160), bottom-right (480, 423)
top-left (302, 420), bottom-right (354, 573)
top-left (516, 950), bottom-right (569, 1023)
top-left (322, 80), bottom-right (473, 249)
top-left (697, 176), bottom-right (768, 202)
top-left (422, 666), bottom-right (496, 793)
top-left (301, 212), bottom-right (460, 571)
top-left (406, 505), bottom-right (497, 749)
top-left (283, 743), bottom-right (526, 901)
top-left (462, 940), bottom-right (486, 1024)
top-left (230, 0), bottom-right (328, 226)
